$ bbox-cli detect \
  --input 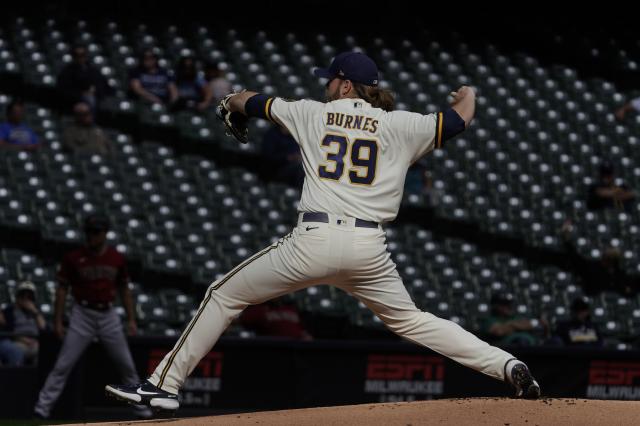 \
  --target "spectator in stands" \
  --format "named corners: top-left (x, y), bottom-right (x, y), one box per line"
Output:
top-left (554, 297), bottom-right (602, 347)
top-left (482, 293), bottom-right (546, 346)
top-left (239, 296), bottom-right (312, 340)
top-left (0, 312), bottom-right (22, 366)
top-left (203, 61), bottom-right (232, 106)
top-left (0, 99), bottom-right (40, 149)
top-left (62, 102), bottom-right (114, 155)
top-left (172, 55), bottom-right (207, 112)
top-left (0, 281), bottom-right (46, 366)
top-left (57, 44), bottom-right (111, 111)
top-left (421, 170), bottom-right (441, 207)
top-left (129, 49), bottom-right (178, 106)
top-left (406, 164), bottom-right (441, 207)
top-left (561, 219), bottom-right (639, 295)
top-left (261, 125), bottom-right (304, 188)
top-left (615, 96), bottom-right (640, 121)
top-left (587, 161), bottom-right (635, 212)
